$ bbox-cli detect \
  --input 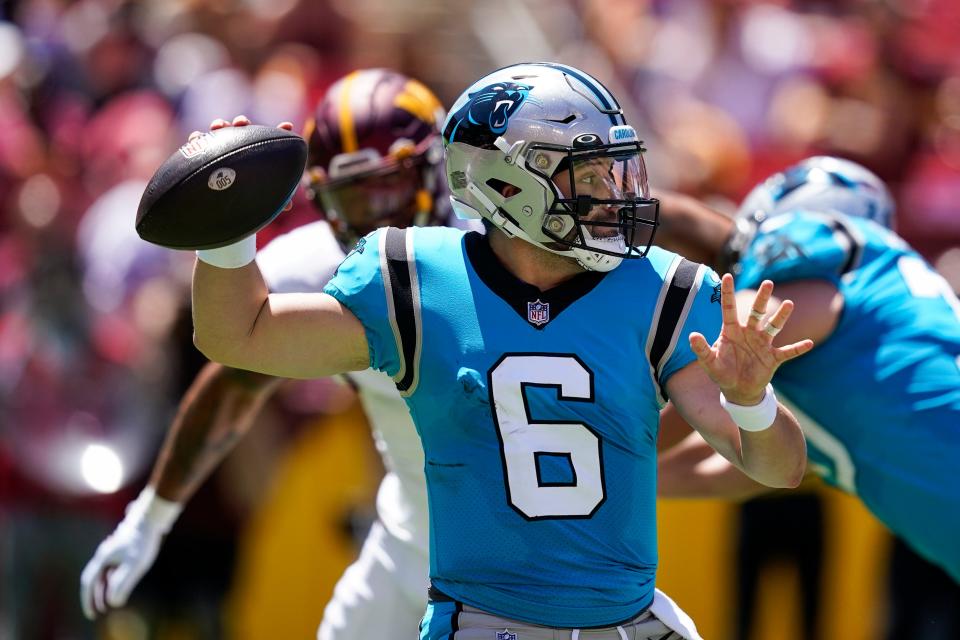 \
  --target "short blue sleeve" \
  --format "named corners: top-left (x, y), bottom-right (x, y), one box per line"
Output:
top-left (322, 229), bottom-right (400, 376)
top-left (737, 212), bottom-right (860, 289)
top-left (660, 266), bottom-right (723, 385)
